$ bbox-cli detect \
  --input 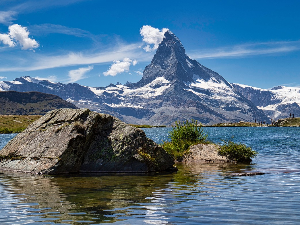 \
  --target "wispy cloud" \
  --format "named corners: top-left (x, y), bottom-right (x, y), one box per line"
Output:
top-left (0, 11), bottom-right (17, 25)
top-left (190, 41), bottom-right (300, 59)
top-left (0, 0), bottom-right (86, 24)
top-left (135, 70), bottom-right (143, 76)
top-left (10, 0), bottom-right (86, 14)
top-left (0, 43), bottom-right (150, 72)
top-left (68, 65), bottom-right (93, 83)
top-left (30, 23), bottom-right (101, 43)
